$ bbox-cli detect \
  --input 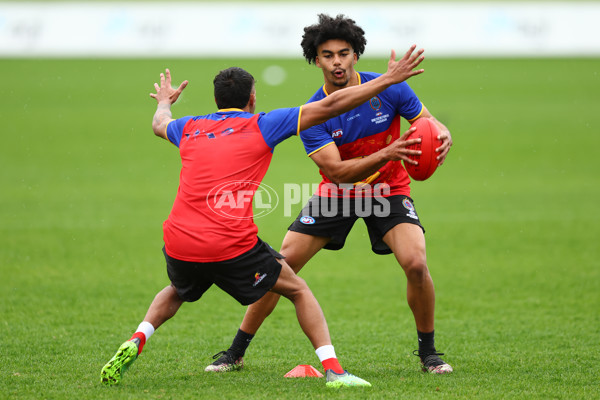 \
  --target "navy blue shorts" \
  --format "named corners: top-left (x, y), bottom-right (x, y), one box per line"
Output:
top-left (288, 195), bottom-right (424, 255)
